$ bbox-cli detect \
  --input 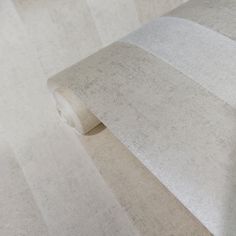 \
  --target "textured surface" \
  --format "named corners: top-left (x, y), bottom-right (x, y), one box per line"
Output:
top-left (122, 16), bottom-right (236, 108)
top-left (135, 0), bottom-right (187, 23)
top-left (1, 0), bottom-right (200, 235)
top-left (169, 0), bottom-right (236, 40)
top-left (12, 0), bottom-right (186, 77)
top-left (0, 136), bottom-right (49, 236)
top-left (86, 0), bottom-right (140, 45)
top-left (0, 2), bottom-right (140, 235)
top-left (49, 41), bottom-right (236, 235)
top-left (80, 126), bottom-right (211, 236)
top-left (13, 0), bottom-right (102, 77)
